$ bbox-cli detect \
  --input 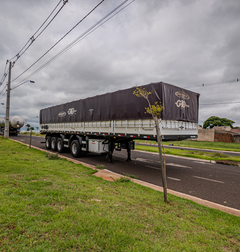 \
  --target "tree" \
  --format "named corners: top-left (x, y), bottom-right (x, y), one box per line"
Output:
top-left (133, 87), bottom-right (168, 203)
top-left (26, 124), bottom-right (31, 131)
top-left (203, 116), bottom-right (235, 129)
